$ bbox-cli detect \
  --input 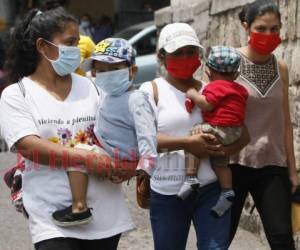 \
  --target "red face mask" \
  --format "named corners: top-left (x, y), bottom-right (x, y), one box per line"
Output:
top-left (249, 32), bottom-right (282, 55)
top-left (166, 55), bottom-right (201, 80)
